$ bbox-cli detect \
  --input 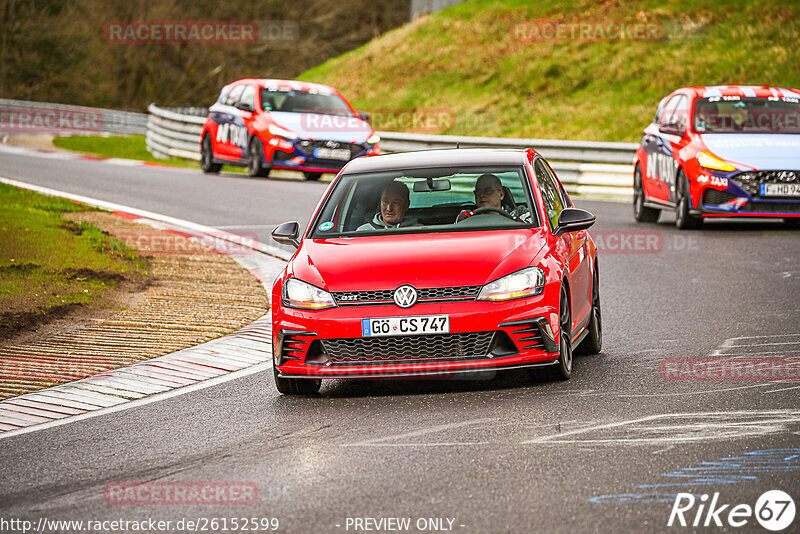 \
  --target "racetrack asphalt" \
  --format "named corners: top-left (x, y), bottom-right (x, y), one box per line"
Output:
top-left (1, 145), bottom-right (799, 533)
